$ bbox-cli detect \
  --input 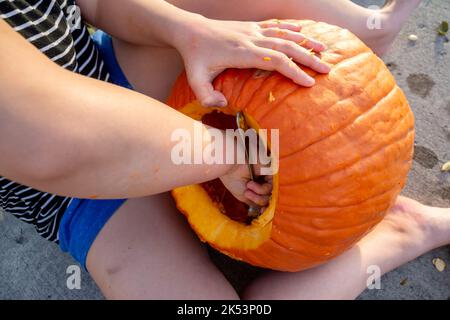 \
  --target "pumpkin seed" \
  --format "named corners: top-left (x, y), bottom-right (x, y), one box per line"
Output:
top-left (441, 161), bottom-right (450, 172)
top-left (438, 21), bottom-right (449, 36)
top-left (432, 258), bottom-right (446, 272)
top-left (400, 278), bottom-right (408, 286)
top-left (408, 34), bottom-right (418, 41)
